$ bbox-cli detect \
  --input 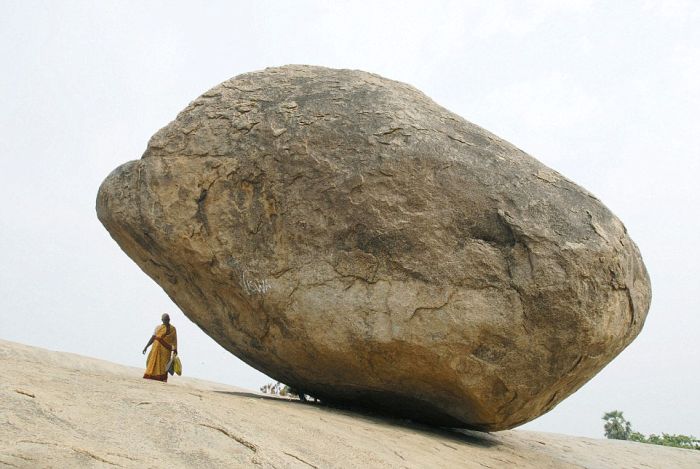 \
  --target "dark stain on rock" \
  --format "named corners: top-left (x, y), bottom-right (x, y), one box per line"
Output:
top-left (196, 188), bottom-right (209, 234)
